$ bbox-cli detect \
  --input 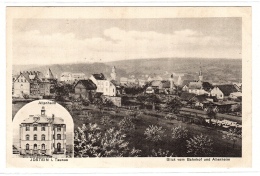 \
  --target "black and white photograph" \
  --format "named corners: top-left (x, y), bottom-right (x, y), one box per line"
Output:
top-left (12, 100), bottom-right (74, 158)
top-left (6, 7), bottom-right (252, 168)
